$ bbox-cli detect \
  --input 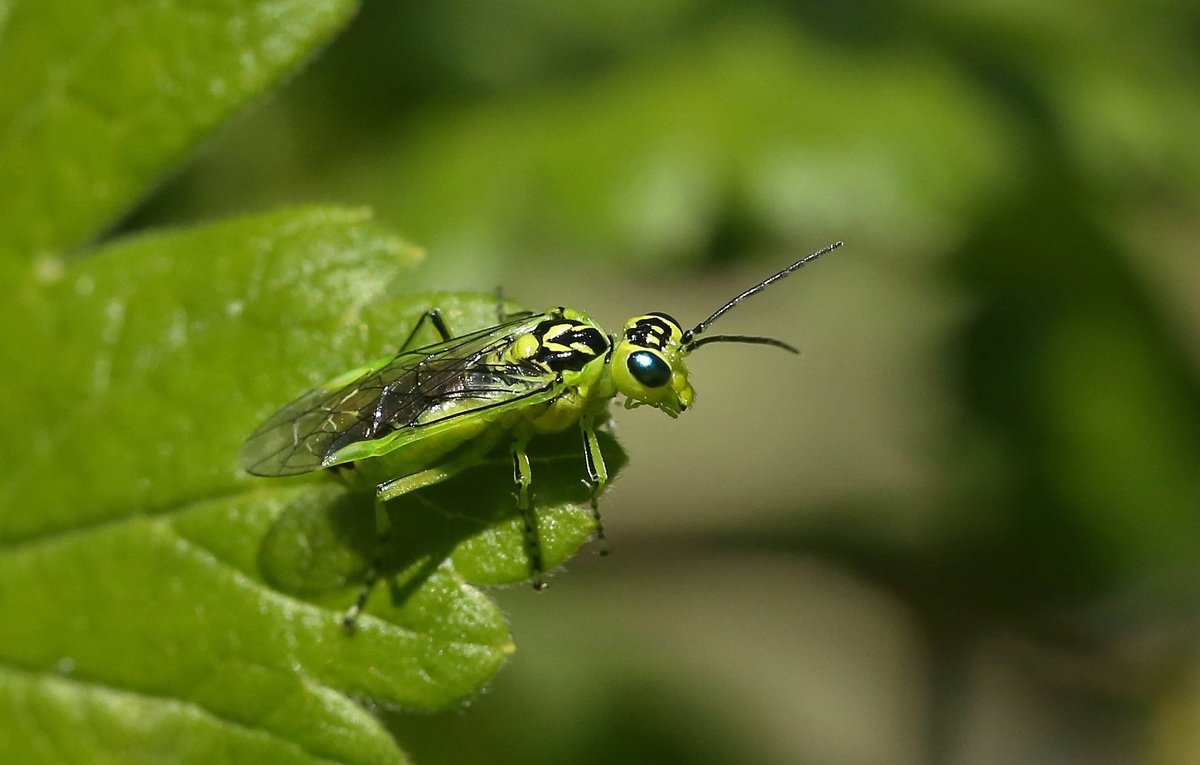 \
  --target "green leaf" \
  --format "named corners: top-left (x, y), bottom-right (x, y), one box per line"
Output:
top-left (2, 206), bottom-right (419, 542)
top-left (0, 206), bottom-right (623, 763)
top-left (0, 0), bottom-right (358, 263)
top-left (0, 2), bottom-right (625, 759)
